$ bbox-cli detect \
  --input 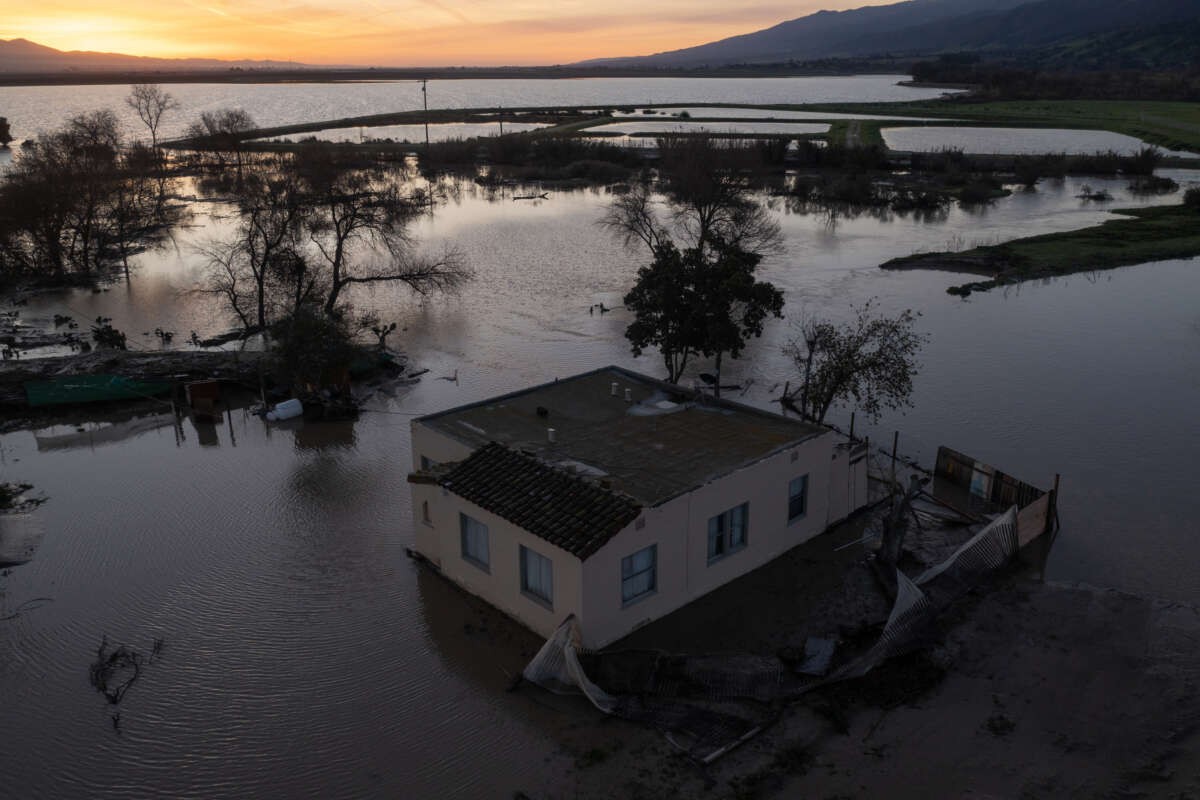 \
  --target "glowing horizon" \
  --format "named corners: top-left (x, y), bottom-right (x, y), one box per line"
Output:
top-left (1, 1), bottom-right (895, 67)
